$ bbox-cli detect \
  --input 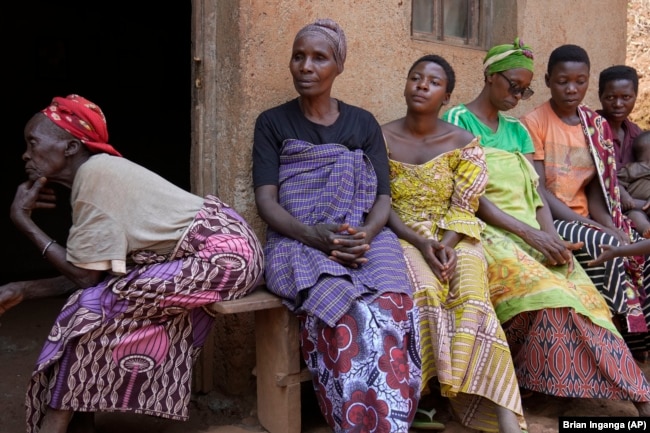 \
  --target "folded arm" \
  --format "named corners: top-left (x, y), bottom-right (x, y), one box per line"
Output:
top-left (10, 178), bottom-right (106, 289)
